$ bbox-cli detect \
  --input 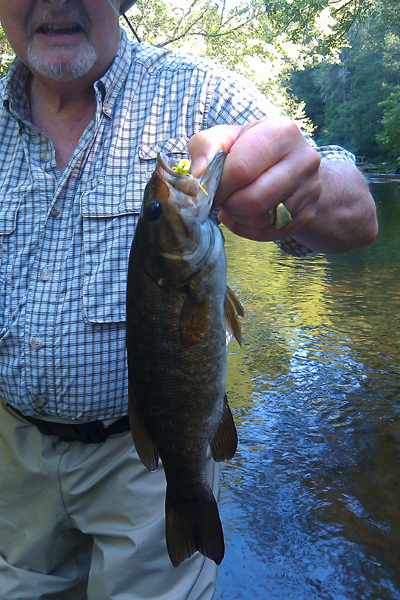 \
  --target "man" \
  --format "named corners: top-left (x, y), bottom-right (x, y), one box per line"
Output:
top-left (0, 1), bottom-right (378, 599)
